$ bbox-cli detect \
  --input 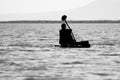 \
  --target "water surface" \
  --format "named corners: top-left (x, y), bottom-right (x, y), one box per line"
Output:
top-left (0, 23), bottom-right (120, 80)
